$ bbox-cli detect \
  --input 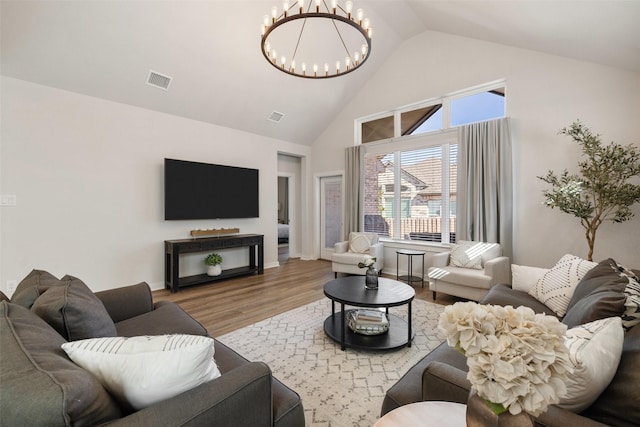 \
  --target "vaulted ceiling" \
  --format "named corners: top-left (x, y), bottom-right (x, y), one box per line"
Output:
top-left (2, 1), bottom-right (639, 145)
